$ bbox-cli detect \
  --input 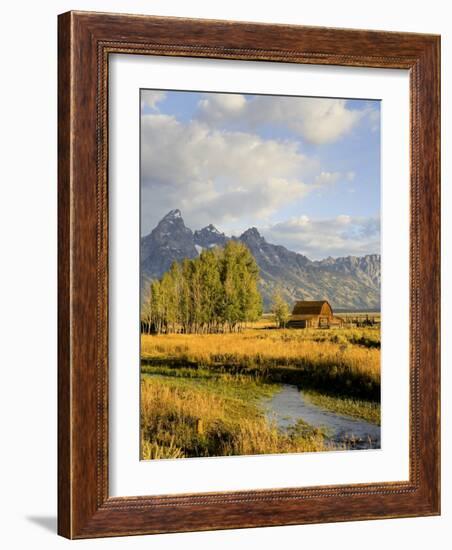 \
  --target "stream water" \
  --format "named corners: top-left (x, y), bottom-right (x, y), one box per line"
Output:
top-left (144, 370), bottom-right (380, 451)
top-left (263, 384), bottom-right (380, 450)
